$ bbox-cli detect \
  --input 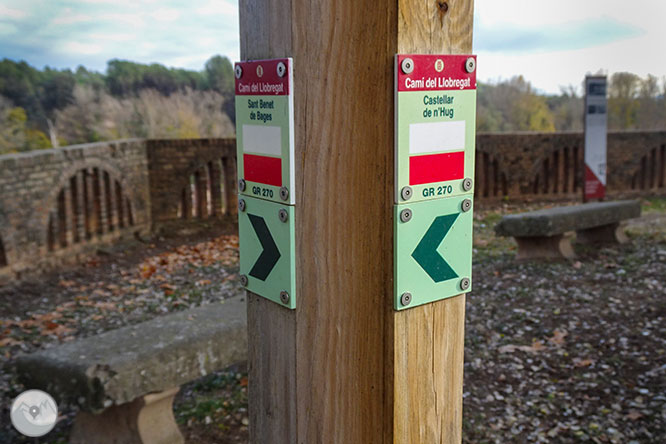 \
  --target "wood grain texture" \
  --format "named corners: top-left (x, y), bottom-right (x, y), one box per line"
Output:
top-left (393, 2), bottom-right (473, 442)
top-left (240, 3), bottom-right (296, 443)
top-left (247, 294), bottom-right (296, 444)
top-left (398, 0), bottom-right (474, 54)
top-left (240, 1), bottom-right (474, 443)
